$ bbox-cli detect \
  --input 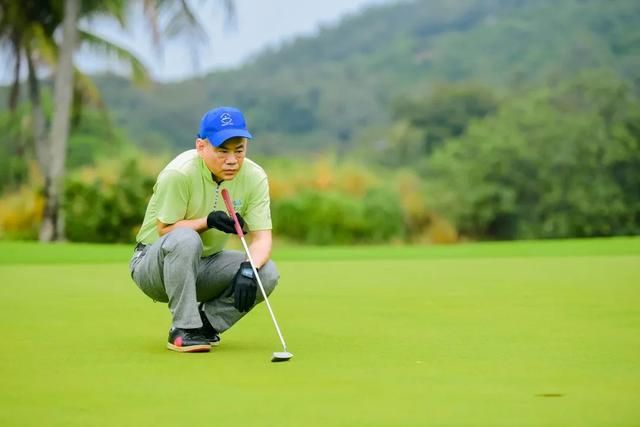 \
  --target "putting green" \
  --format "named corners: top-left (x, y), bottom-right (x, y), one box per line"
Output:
top-left (0, 238), bottom-right (638, 426)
